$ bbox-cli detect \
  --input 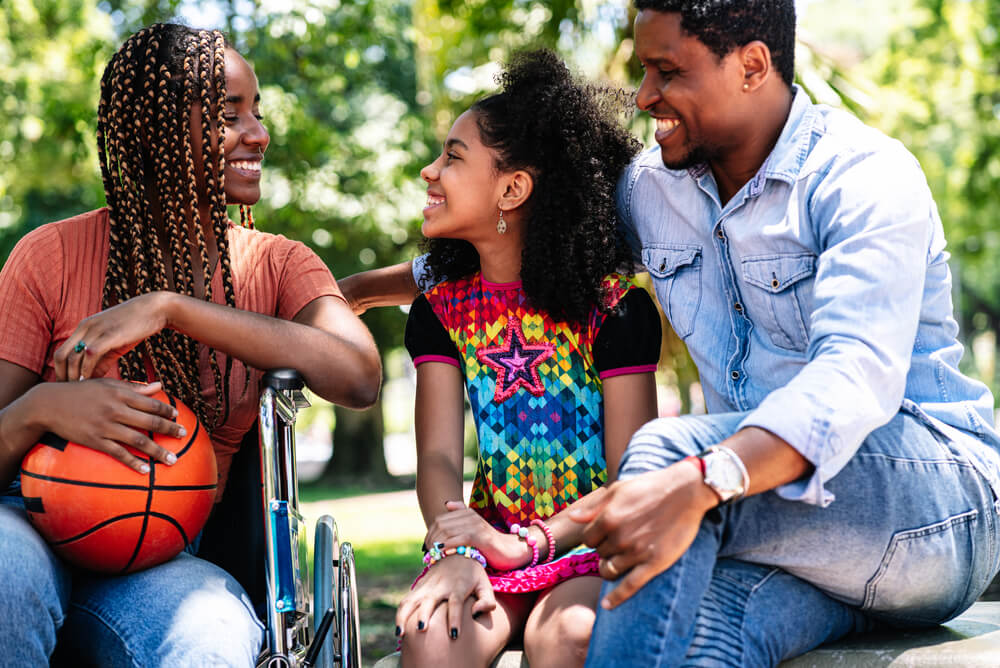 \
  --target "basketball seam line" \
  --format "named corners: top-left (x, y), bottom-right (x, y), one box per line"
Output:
top-left (20, 471), bottom-right (216, 492)
top-left (122, 450), bottom-right (155, 573)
